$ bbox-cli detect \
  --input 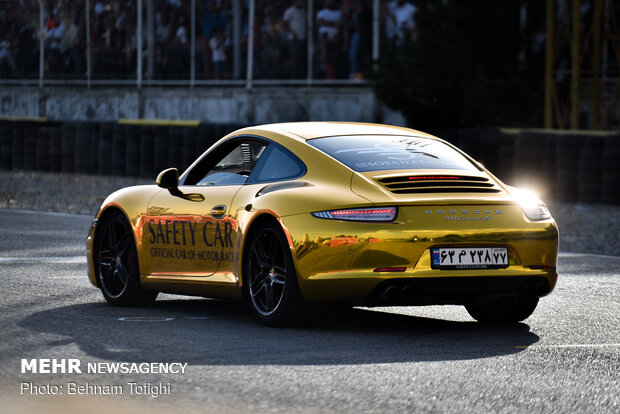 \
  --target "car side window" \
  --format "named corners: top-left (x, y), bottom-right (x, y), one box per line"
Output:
top-left (248, 143), bottom-right (306, 183)
top-left (184, 140), bottom-right (267, 186)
